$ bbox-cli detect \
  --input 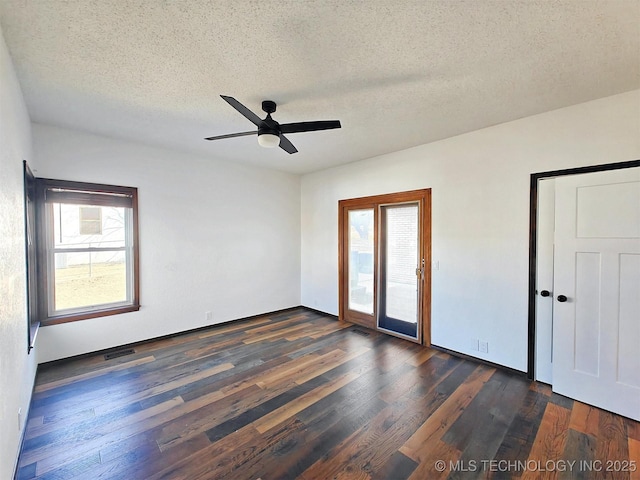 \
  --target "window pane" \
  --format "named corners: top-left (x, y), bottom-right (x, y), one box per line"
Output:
top-left (54, 251), bottom-right (127, 311)
top-left (348, 209), bottom-right (374, 314)
top-left (53, 204), bottom-right (125, 249)
top-left (384, 204), bottom-right (418, 323)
